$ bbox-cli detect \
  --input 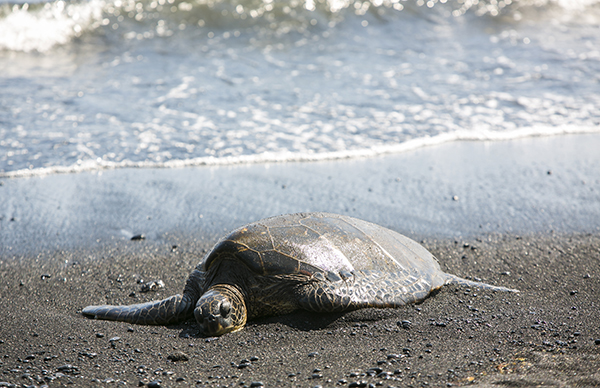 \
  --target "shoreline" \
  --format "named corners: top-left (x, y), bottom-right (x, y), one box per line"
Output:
top-left (1, 232), bottom-right (599, 387)
top-left (3, 128), bottom-right (599, 180)
top-left (2, 133), bottom-right (600, 258)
